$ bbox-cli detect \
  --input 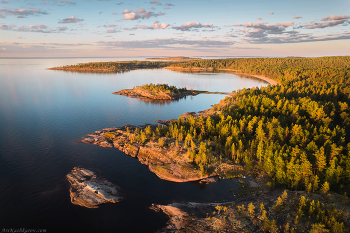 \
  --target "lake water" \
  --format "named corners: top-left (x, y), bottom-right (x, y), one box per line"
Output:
top-left (0, 58), bottom-right (268, 232)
